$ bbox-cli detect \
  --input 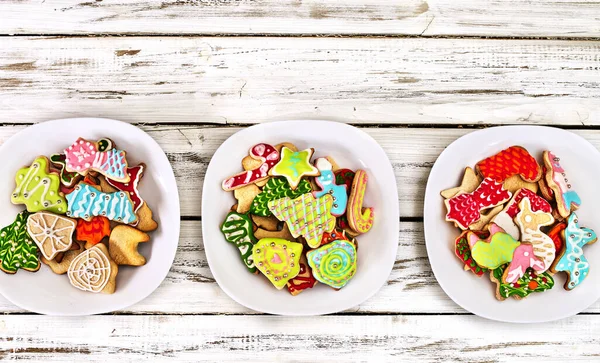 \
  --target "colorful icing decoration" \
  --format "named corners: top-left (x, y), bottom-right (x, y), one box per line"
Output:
top-left (514, 198), bottom-right (555, 272)
top-left (467, 224), bottom-right (520, 269)
top-left (65, 183), bottom-right (137, 224)
top-left (268, 193), bottom-right (336, 248)
top-left (105, 164), bottom-right (145, 213)
top-left (67, 244), bottom-right (113, 293)
top-left (249, 177), bottom-right (312, 217)
top-left (503, 243), bottom-right (546, 284)
top-left (252, 238), bottom-right (303, 289)
top-left (222, 143), bottom-right (280, 191)
top-left (491, 264), bottom-right (554, 301)
top-left (334, 169), bottom-right (355, 192)
top-left (454, 230), bottom-right (489, 276)
top-left (0, 211), bottom-right (40, 274)
top-left (64, 137), bottom-right (130, 183)
top-left (313, 158), bottom-right (348, 216)
top-left (75, 216), bottom-right (111, 246)
top-left (286, 254), bottom-right (318, 296)
top-left (552, 213), bottom-right (597, 290)
top-left (26, 211), bottom-right (76, 260)
top-left (543, 151), bottom-right (581, 218)
top-left (445, 178), bottom-right (512, 230)
top-left (346, 170), bottom-right (374, 234)
top-left (547, 222), bottom-right (567, 252)
top-left (320, 228), bottom-right (351, 246)
top-left (50, 153), bottom-right (82, 188)
top-left (492, 188), bottom-right (553, 240)
top-left (475, 145), bottom-right (542, 183)
top-left (11, 156), bottom-right (67, 214)
top-left (269, 147), bottom-right (320, 190)
top-left (220, 212), bottom-right (258, 273)
top-left (307, 240), bottom-right (357, 289)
